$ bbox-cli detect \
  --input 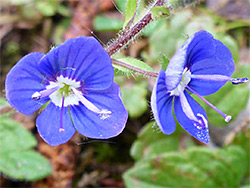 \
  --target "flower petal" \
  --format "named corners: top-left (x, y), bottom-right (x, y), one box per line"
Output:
top-left (151, 70), bottom-right (176, 134)
top-left (70, 83), bottom-right (128, 139)
top-left (174, 91), bottom-right (209, 143)
top-left (36, 103), bottom-right (76, 146)
top-left (165, 30), bottom-right (215, 91)
top-left (189, 39), bottom-right (235, 95)
top-left (5, 52), bottom-right (49, 115)
top-left (39, 36), bottom-right (113, 90)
